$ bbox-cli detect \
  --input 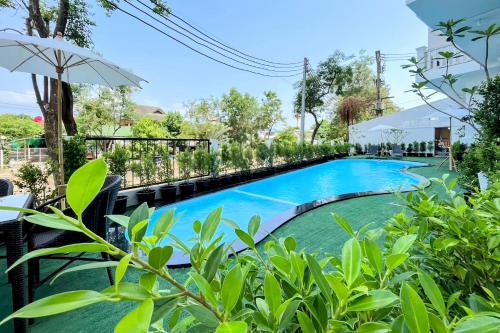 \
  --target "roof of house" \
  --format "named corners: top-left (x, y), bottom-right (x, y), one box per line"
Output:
top-left (133, 105), bottom-right (166, 121)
